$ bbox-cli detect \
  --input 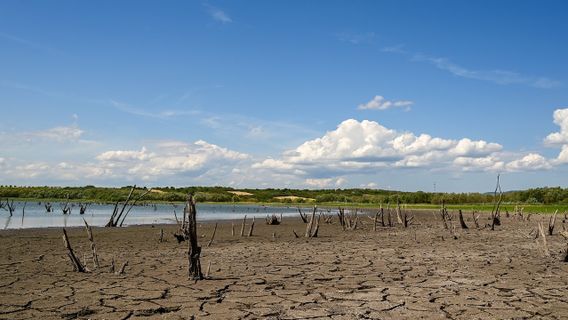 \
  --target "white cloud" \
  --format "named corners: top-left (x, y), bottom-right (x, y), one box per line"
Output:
top-left (380, 46), bottom-right (560, 88)
top-left (252, 119), bottom-right (505, 178)
top-left (361, 182), bottom-right (378, 189)
top-left (358, 95), bottom-right (413, 111)
top-left (412, 54), bottom-right (561, 89)
top-left (205, 5), bottom-right (232, 23)
top-left (0, 125), bottom-right (86, 146)
top-left (506, 153), bottom-right (552, 171)
top-left (544, 108), bottom-right (568, 146)
top-left (541, 108), bottom-right (568, 165)
top-left (450, 138), bottom-right (502, 157)
top-left (453, 156), bottom-right (505, 172)
top-left (32, 125), bottom-right (84, 142)
top-left (556, 145), bottom-right (568, 164)
top-left (96, 140), bottom-right (249, 180)
top-left (97, 147), bottom-right (151, 162)
top-left (2, 139), bottom-right (249, 184)
top-left (305, 177), bottom-right (347, 189)
top-left (305, 178), bottom-right (335, 188)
